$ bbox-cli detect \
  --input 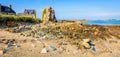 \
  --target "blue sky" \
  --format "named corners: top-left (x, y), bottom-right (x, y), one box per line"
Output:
top-left (0, 0), bottom-right (120, 20)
